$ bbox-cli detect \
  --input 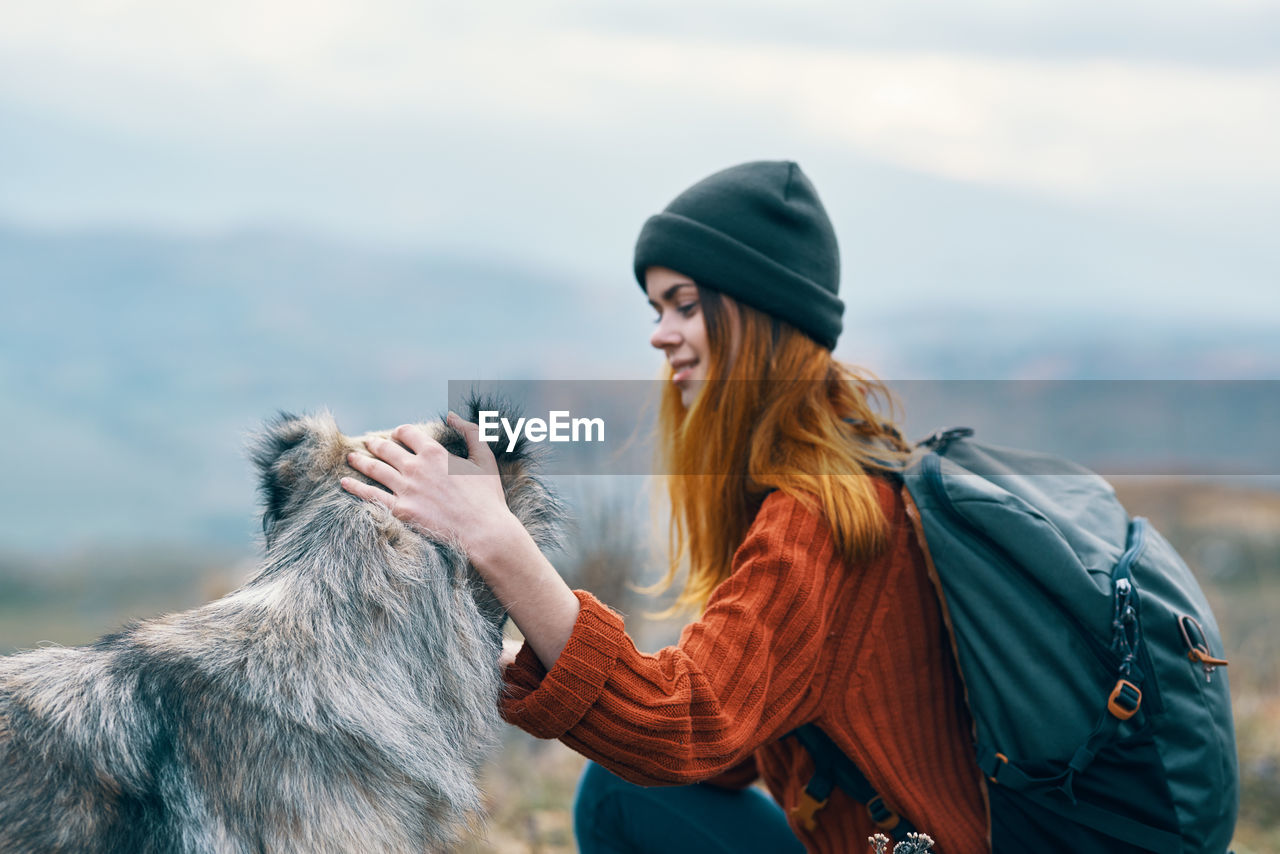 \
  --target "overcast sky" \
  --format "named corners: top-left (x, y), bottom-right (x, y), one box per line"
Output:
top-left (2, 0), bottom-right (1277, 320)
